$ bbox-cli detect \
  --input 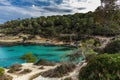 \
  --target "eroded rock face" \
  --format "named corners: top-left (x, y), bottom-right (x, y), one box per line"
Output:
top-left (0, 34), bottom-right (65, 46)
top-left (0, 34), bottom-right (23, 46)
